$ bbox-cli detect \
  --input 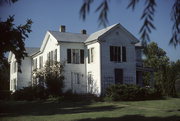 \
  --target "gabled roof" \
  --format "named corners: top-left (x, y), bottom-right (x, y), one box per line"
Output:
top-left (39, 31), bottom-right (89, 54)
top-left (26, 47), bottom-right (40, 56)
top-left (85, 23), bottom-right (139, 44)
top-left (8, 47), bottom-right (39, 62)
top-left (85, 24), bottom-right (118, 43)
top-left (49, 31), bottom-right (89, 43)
